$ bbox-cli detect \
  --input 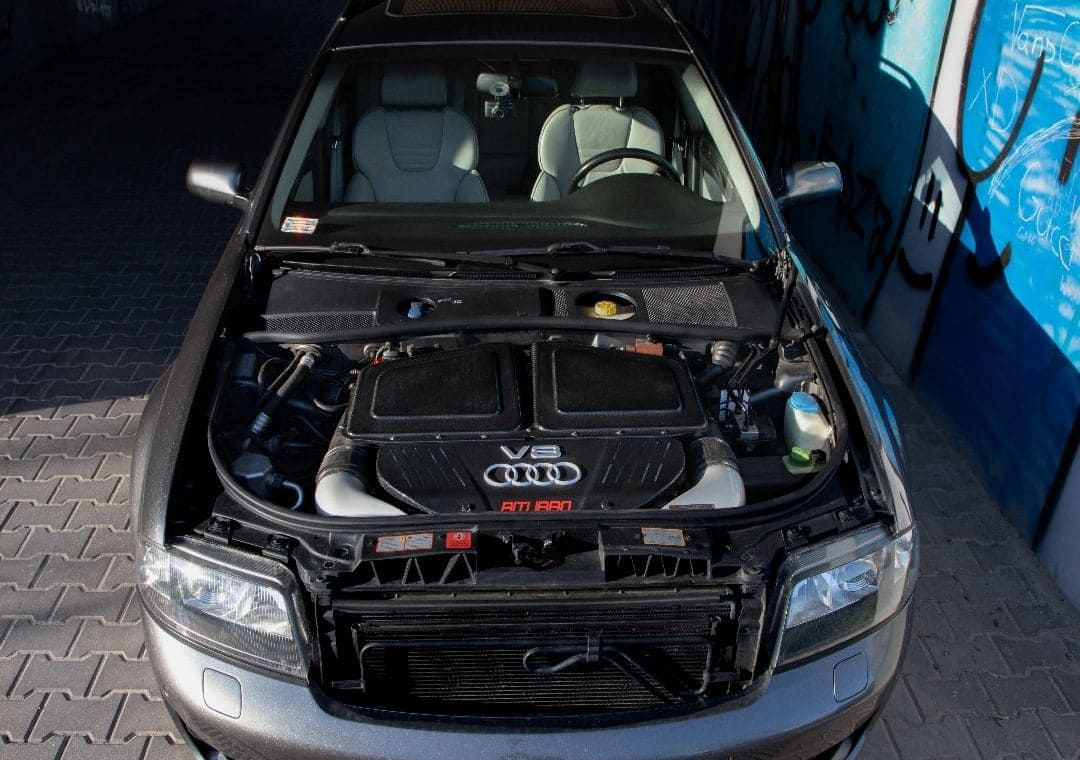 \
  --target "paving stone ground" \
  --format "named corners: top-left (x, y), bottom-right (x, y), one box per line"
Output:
top-left (1, 2), bottom-right (1079, 758)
